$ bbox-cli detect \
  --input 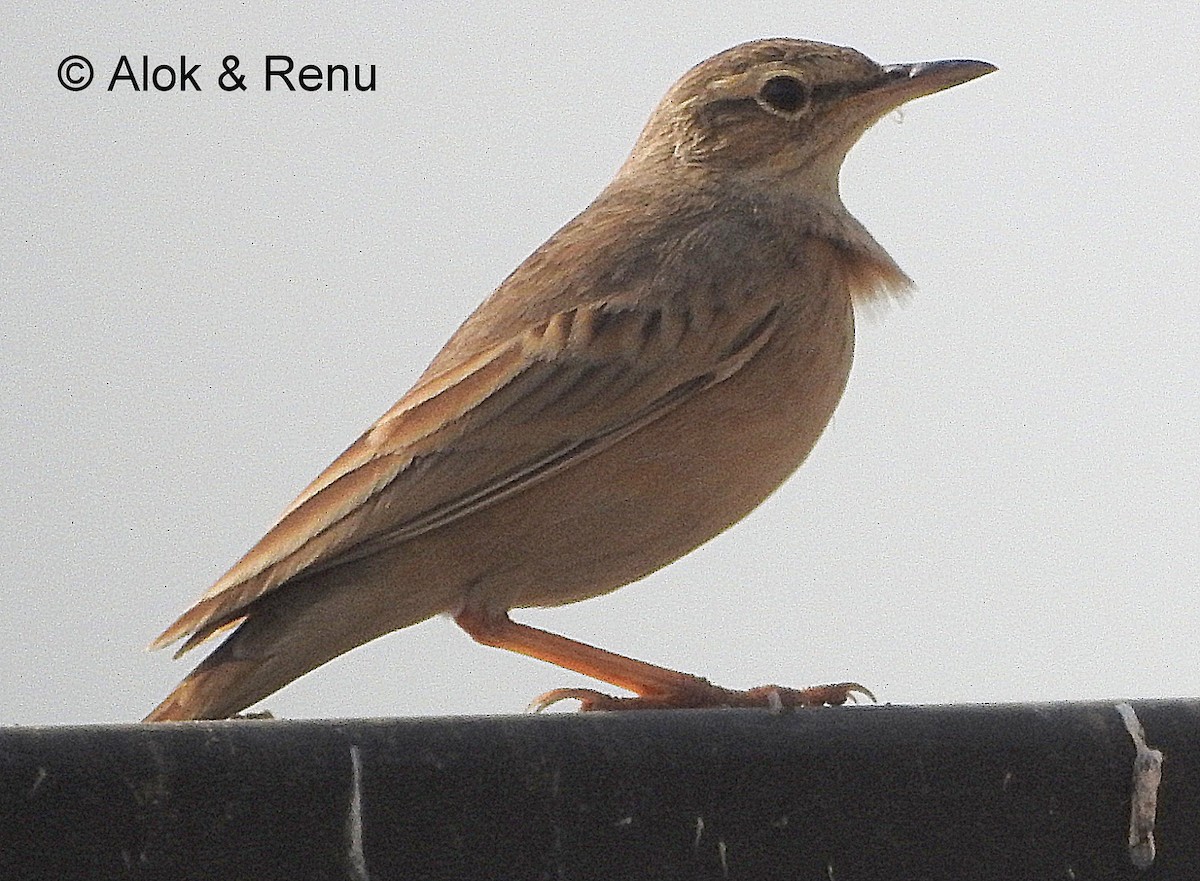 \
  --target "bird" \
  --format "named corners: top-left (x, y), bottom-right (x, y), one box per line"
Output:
top-left (144, 38), bottom-right (995, 721)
